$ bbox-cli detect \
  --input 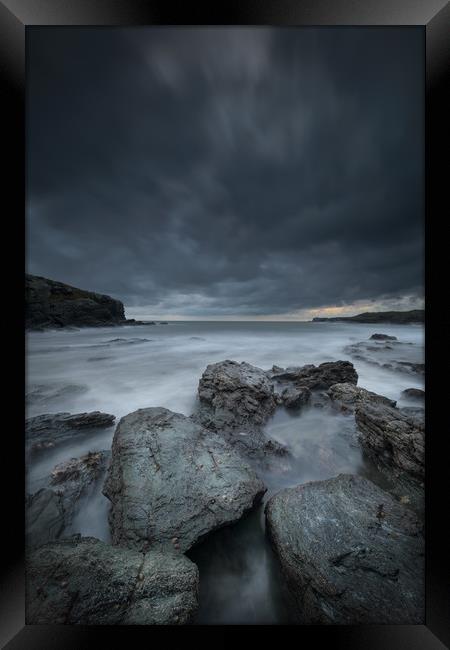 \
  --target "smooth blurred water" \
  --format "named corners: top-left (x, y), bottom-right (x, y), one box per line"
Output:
top-left (25, 320), bottom-right (424, 623)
